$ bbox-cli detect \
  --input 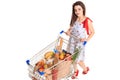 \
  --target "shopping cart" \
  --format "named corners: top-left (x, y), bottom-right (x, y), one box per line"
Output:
top-left (26, 30), bottom-right (81, 80)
